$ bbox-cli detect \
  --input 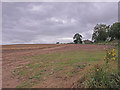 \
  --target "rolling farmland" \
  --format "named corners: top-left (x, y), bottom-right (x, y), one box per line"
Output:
top-left (2, 44), bottom-right (117, 88)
